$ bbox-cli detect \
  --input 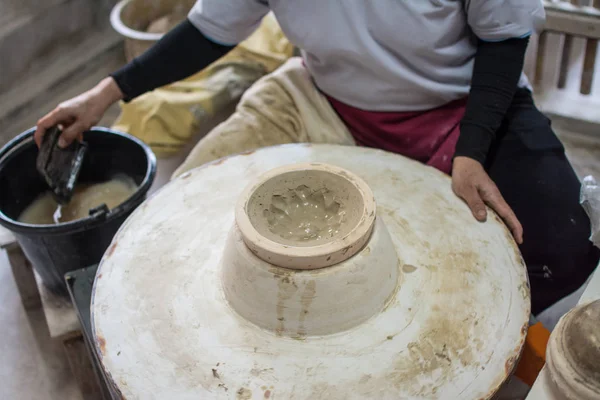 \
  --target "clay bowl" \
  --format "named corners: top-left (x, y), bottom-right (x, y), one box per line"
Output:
top-left (546, 299), bottom-right (600, 400)
top-left (223, 163), bottom-right (398, 337)
top-left (235, 163), bottom-right (376, 269)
